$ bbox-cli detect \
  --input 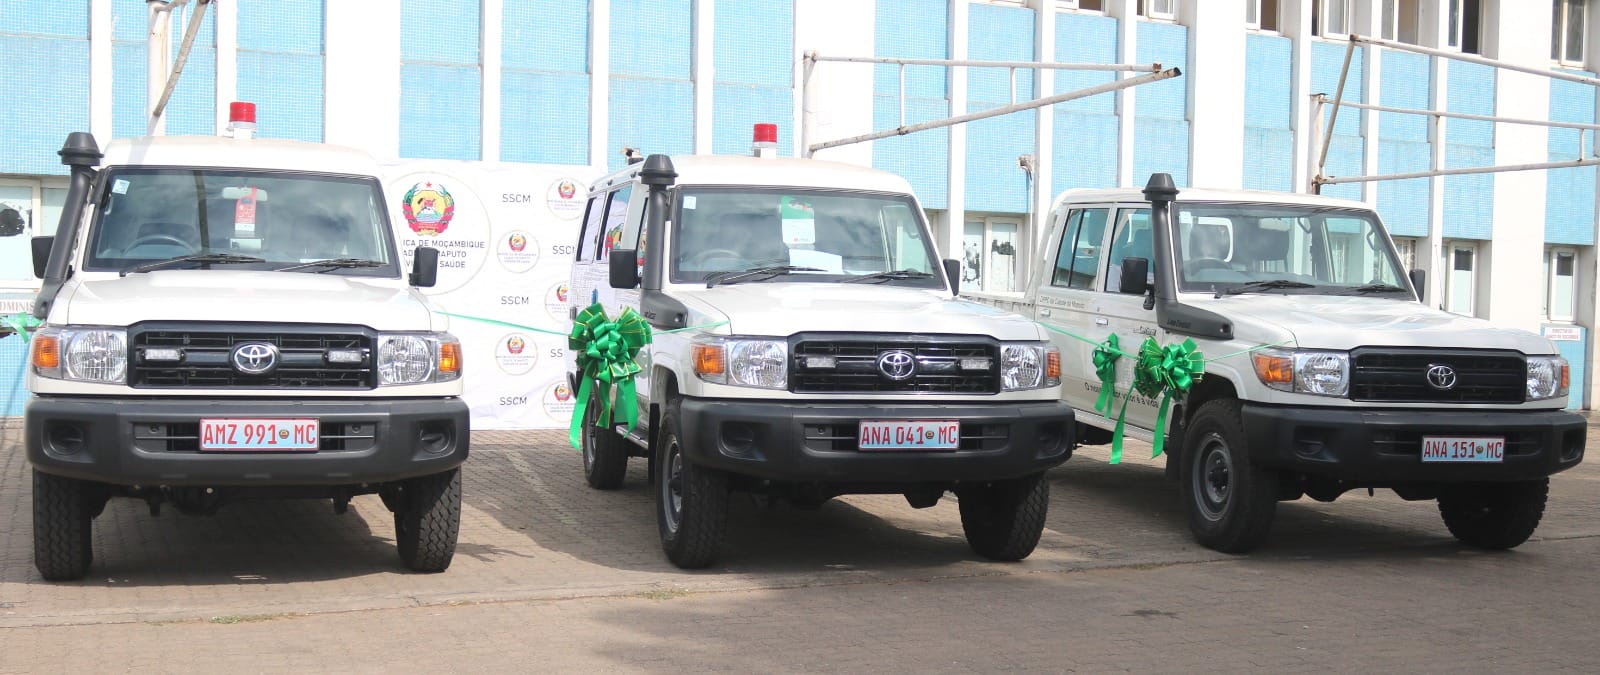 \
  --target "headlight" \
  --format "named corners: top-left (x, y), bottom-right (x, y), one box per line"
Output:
top-left (376, 332), bottom-right (462, 385)
top-left (693, 338), bottom-right (787, 389)
top-left (1001, 342), bottom-right (1060, 391)
top-left (1527, 355), bottom-right (1569, 400)
top-left (1252, 349), bottom-right (1349, 397)
top-left (32, 327), bottom-right (127, 384)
